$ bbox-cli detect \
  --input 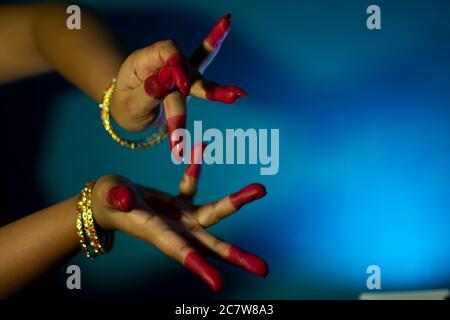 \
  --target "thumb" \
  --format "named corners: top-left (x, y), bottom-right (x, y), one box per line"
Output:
top-left (107, 185), bottom-right (134, 213)
top-left (94, 176), bottom-right (135, 213)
